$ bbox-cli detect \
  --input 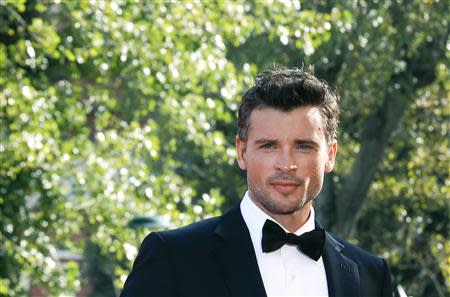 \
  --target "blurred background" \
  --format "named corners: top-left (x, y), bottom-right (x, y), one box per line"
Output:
top-left (0, 0), bottom-right (448, 296)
